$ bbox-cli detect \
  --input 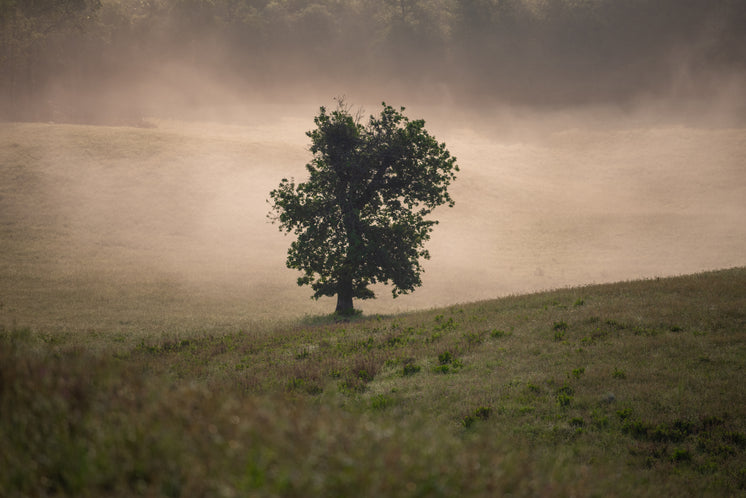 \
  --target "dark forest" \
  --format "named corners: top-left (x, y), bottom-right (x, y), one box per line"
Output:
top-left (2, 0), bottom-right (745, 123)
